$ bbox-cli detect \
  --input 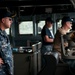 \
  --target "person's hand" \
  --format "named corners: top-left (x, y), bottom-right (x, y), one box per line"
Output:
top-left (0, 58), bottom-right (4, 66)
top-left (64, 42), bottom-right (68, 47)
